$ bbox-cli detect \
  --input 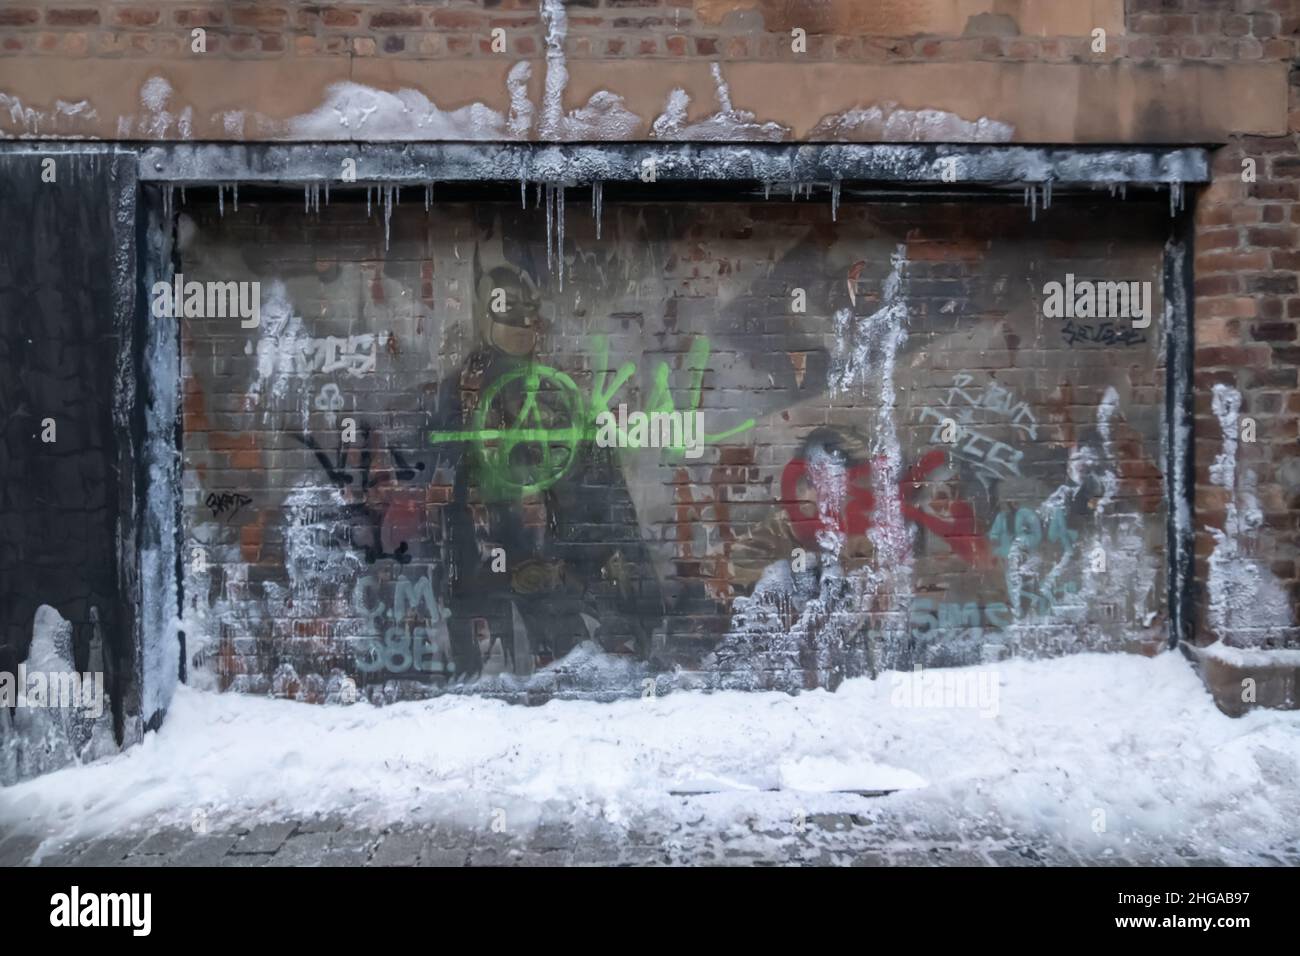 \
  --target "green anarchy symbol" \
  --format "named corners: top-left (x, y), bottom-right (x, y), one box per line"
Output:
top-left (453, 364), bottom-right (587, 497)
